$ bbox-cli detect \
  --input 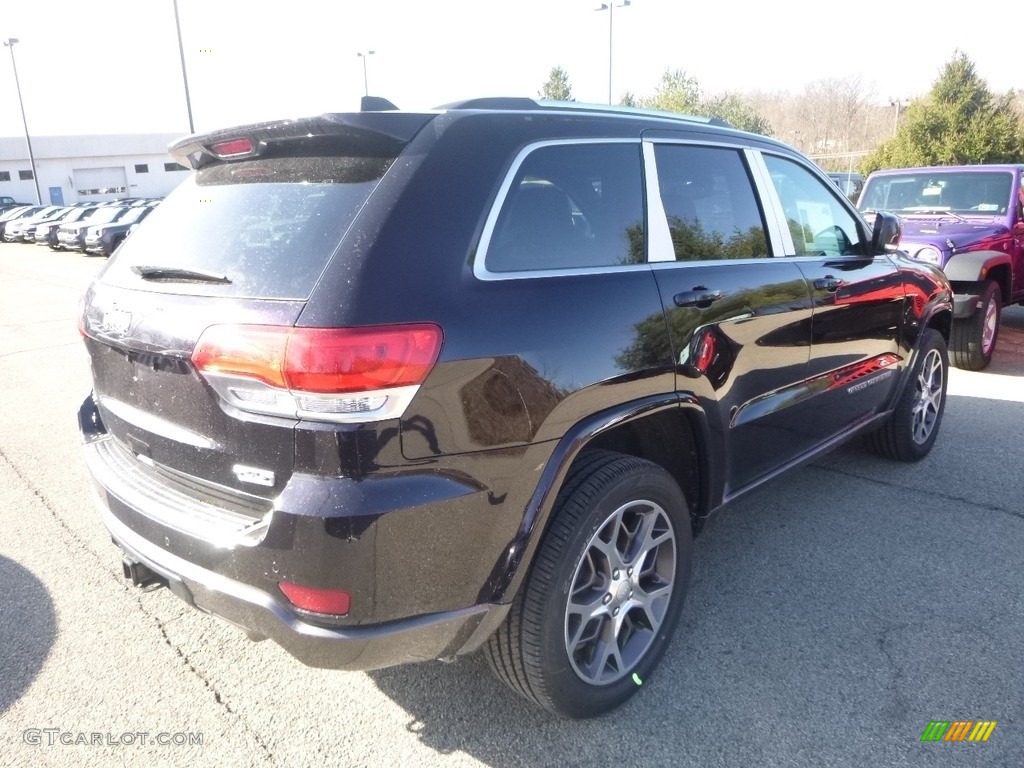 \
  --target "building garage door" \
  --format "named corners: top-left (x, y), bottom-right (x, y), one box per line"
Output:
top-left (73, 167), bottom-right (128, 202)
